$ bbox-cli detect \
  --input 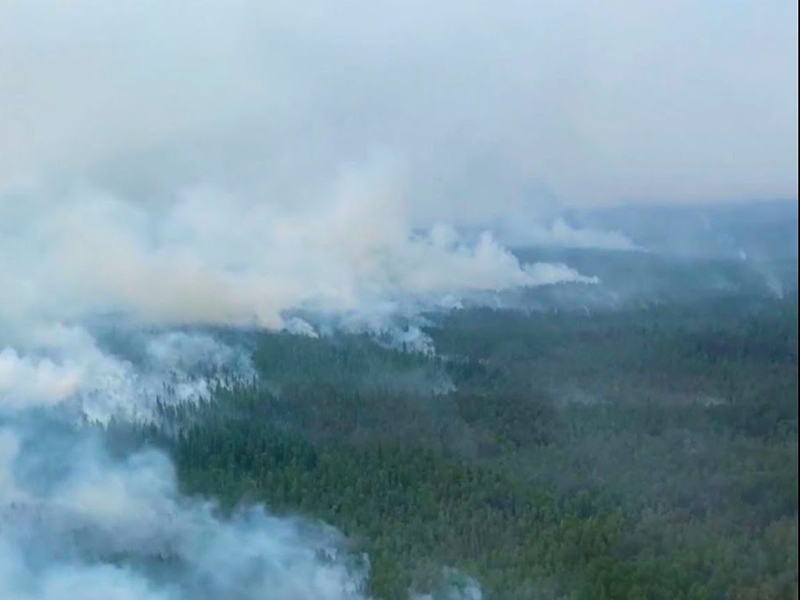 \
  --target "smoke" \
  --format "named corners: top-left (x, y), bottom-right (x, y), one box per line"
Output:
top-left (493, 215), bottom-right (640, 251)
top-left (0, 163), bottom-right (598, 339)
top-left (0, 326), bottom-right (136, 421)
top-left (14, 2), bottom-right (795, 597)
top-left (1, 0), bottom-right (796, 209)
top-left (411, 568), bottom-right (484, 600)
top-left (0, 143), bottom-right (540, 600)
top-left (0, 0), bottom-right (793, 341)
top-left (1, 1), bottom-right (619, 345)
top-left (0, 349), bottom-right (83, 410)
top-left (0, 324), bottom-right (487, 599)
top-left (0, 423), bottom-right (371, 600)
top-left (0, 326), bottom-right (254, 423)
